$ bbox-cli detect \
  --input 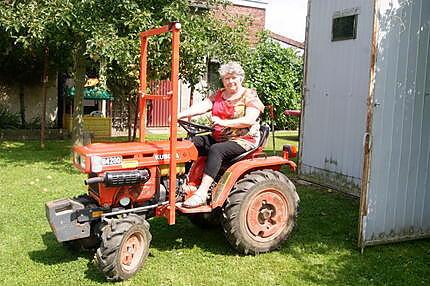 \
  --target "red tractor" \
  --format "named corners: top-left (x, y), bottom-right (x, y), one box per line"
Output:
top-left (45, 23), bottom-right (299, 281)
